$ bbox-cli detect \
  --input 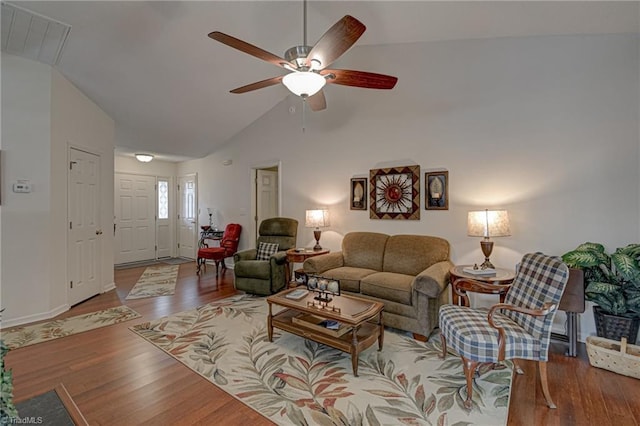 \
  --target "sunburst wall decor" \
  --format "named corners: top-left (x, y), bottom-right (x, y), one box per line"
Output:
top-left (369, 165), bottom-right (420, 220)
